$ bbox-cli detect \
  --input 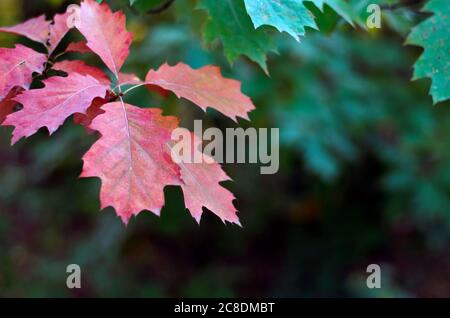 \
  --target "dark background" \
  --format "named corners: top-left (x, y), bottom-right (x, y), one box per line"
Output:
top-left (1, 0), bottom-right (450, 297)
